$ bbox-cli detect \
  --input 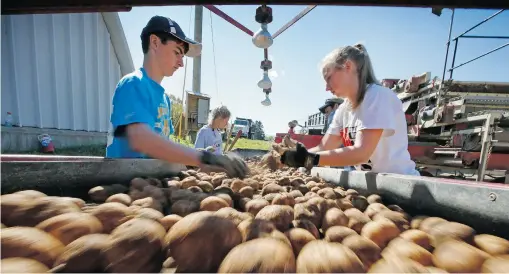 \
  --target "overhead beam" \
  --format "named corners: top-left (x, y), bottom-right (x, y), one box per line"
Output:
top-left (3, 0), bottom-right (509, 15)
